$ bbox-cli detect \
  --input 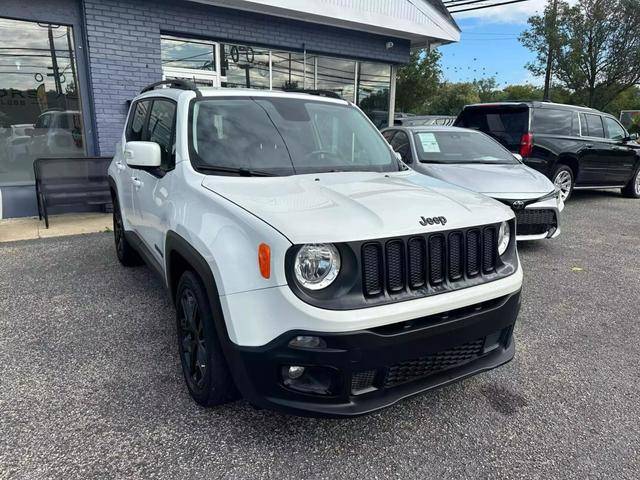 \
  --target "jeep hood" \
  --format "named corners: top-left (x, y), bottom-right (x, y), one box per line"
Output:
top-left (414, 162), bottom-right (554, 196)
top-left (201, 171), bottom-right (513, 244)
